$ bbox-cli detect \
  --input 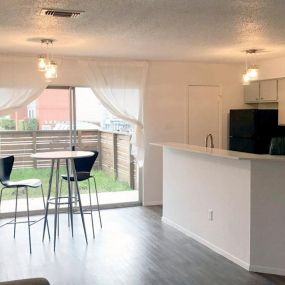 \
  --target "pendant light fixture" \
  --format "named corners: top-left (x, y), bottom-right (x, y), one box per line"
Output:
top-left (242, 49), bottom-right (260, 85)
top-left (247, 65), bottom-right (258, 80)
top-left (37, 39), bottom-right (58, 81)
top-left (38, 55), bottom-right (46, 72)
top-left (242, 72), bottom-right (251, 86)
